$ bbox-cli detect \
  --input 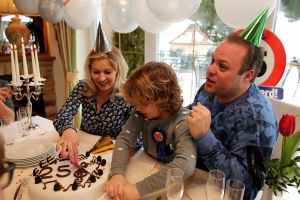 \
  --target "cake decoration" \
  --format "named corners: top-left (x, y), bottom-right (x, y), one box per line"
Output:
top-left (31, 154), bottom-right (106, 192)
top-left (89, 136), bottom-right (115, 154)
